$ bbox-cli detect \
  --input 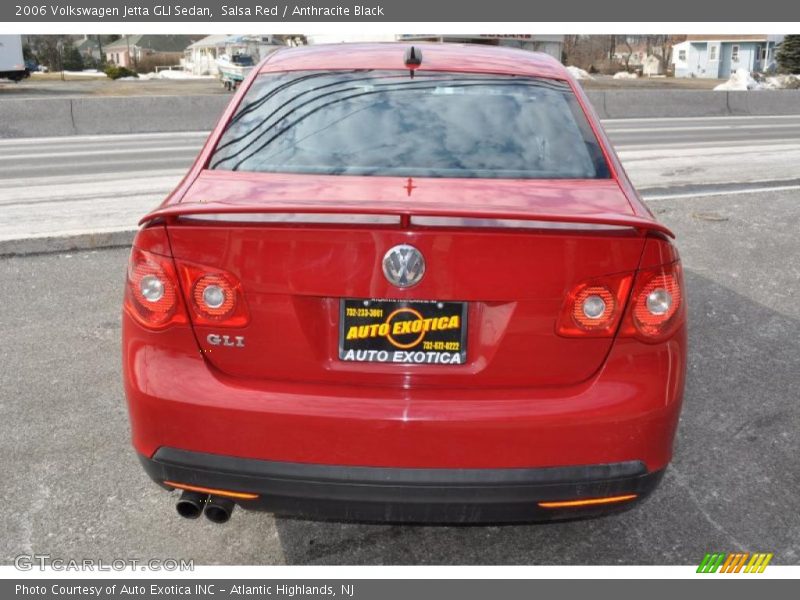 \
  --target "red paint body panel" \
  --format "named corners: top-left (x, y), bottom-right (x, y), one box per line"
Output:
top-left (123, 44), bottom-right (687, 517)
top-left (143, 171), bottom-right (672, 237)
top-left (123, 312), bottom-right (685, 471)
top-left (167, 222), bottom-right (645, 387)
